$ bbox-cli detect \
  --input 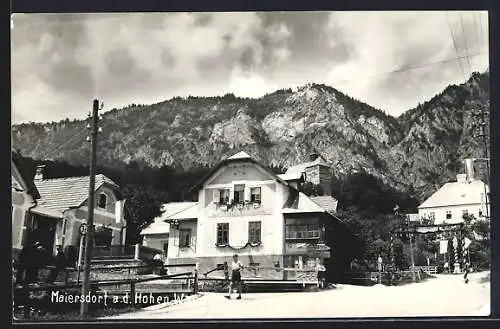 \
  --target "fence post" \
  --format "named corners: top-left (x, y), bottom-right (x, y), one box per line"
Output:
top-left (134, 244), bottom-right (140, 260)
top-left (130, 281), bottom-right (136, 307)
top-left (194, 263), bottom-right (199, 294)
